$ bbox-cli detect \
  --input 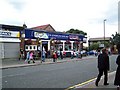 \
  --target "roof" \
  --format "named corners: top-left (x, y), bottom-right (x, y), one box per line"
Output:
top-left (31, 24), bottom-right (56, 32)
top-left (89, 37), bottom-right (111, 41)
top-left (0, 24), bottom-right (24, 31)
